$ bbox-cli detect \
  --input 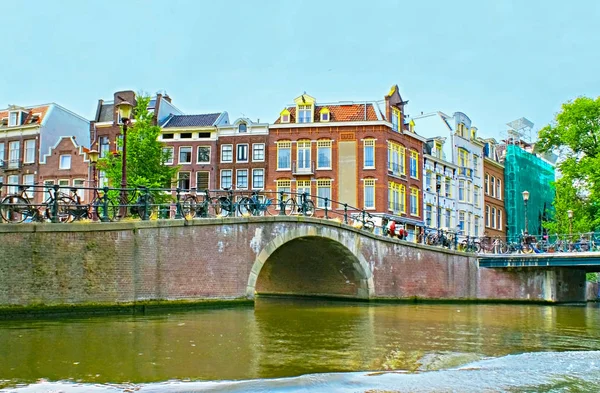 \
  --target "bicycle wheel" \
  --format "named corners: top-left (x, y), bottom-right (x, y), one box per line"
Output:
top-left (45, 196), bottom-right (75, 223)
top-left (263, 198), bottom-right (275, 216)
top-left (497, 241), bottom-right (509, 254)
top-left (137, 195), bottom-right (157, 219)
top-left (284, 199), bottom-right (295, 216)
top-left (303, 200), bottom-right (315, 217)
top-left (363, 220), bottom-right (375, 233)
top-left (426, 233), bottom-right (437, 246)
top-left (238, 197), bottom-right (253, 216)
top-left (0, 195), bottom-right (31, 223)
top-left (93, 197), bottom-right (118, 221)
top-left (182, 196), bottom-right (197, 218)
top-left (217, 196), bottom-right (233, 217)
